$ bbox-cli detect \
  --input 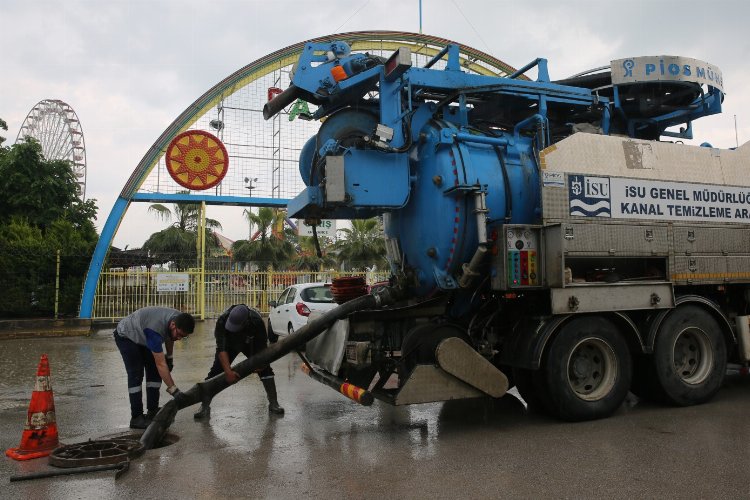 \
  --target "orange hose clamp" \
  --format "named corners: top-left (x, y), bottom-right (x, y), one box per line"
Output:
top-left (330, 65), bottom-right (348, 82)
